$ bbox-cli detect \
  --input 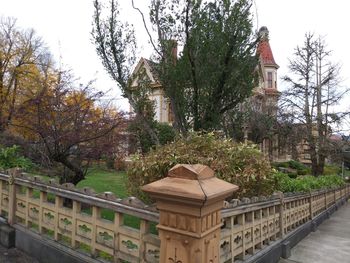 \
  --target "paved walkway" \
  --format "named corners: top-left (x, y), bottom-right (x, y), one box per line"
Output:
top-left (279, 201), bottom-right (350, 263)
top-left (0, 245), bottom-right (39, 263)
